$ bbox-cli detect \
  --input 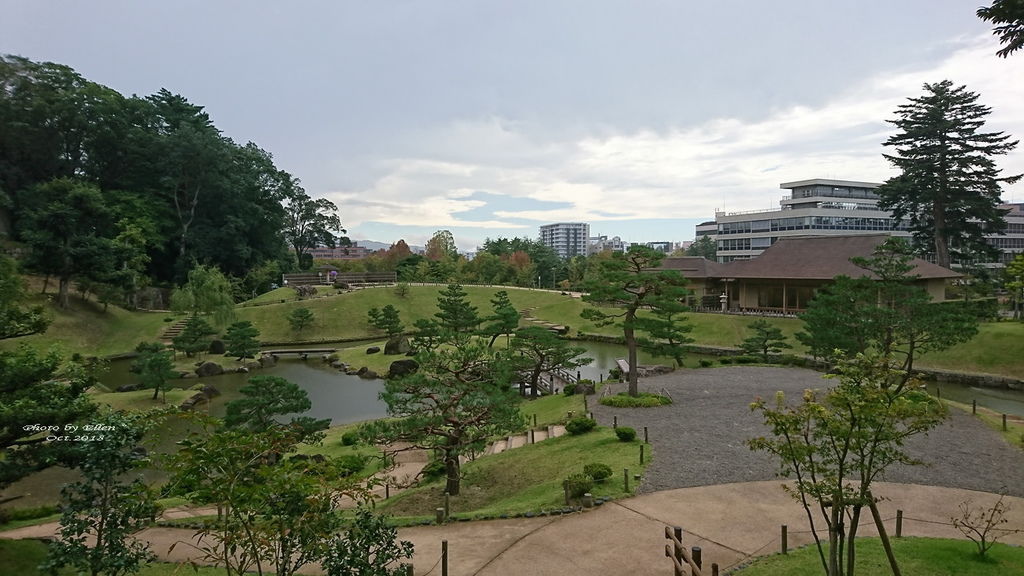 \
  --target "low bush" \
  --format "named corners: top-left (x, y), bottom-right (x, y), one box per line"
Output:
top-left (599, 393), bottom-right (672, 408)
top-left (336, 454), bottom-right (369, 477)
top-left (615, 427), bottom-right (637, 442)
top-left (565, 416), bottom-right (597, 435)
top-left (340, 431), bottom-right (360, 446)
top-left (698, 359), bottom-right (714, 368)
top-left (583, 463), bottom-right (613, 482)
top-left (421, 458), bottom-right (446, 479)
top-left (563, 473), bottom-right (594, 498)
top-left (734, 355), bottom-right (759, 364)
top-left (719, 357), bottom-right (733, 365)
top-left (0, 505), bottom-right (58, 525)
top-left (562, 383), bottom-right (577, 396)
